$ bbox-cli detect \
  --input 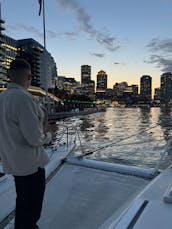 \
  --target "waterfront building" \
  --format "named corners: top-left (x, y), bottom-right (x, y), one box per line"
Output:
top-left (131, 84), bottom-right (139, 95)
top-left (80, 80), bottom-right (95, 100)
top-left (113, 82), bottom-right (128, 98)
top-left (154, 88), bottom-right (161, 101)
top-left (80, 65), bottom-right (95, 99)
top-left (140, 75), bottom-right (152, 101)
top-left (123, 85), bottom-right (138, 105)
top-left (0, 9), bottom-right (17, 87)
top-left (96, 70), bottom-right (108, 99)
top-left (105, 88), bottom-right (114, 100)
top-left (160, 72), bottom-right (172, 104)
top-left (112, 82), bottom-right (139, 105)
top-left (0, 35), bottom-right (17, 87)
top-left (123, 85), bottom-right (138, 95)
top-left (81, 65), bottom-right (91, 84)
top-left (57, 76), bottom-right (66, 89)
top-left (57, 76), bottom-right (77, 93)
top-left (96, 70), bottom-right (107, 92)
top-left (17, 38), bottom-right (57, 89)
